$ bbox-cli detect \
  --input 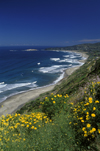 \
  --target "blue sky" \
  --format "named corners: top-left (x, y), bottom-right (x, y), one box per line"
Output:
top-left (0, 0), bottom-right (100, 46)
